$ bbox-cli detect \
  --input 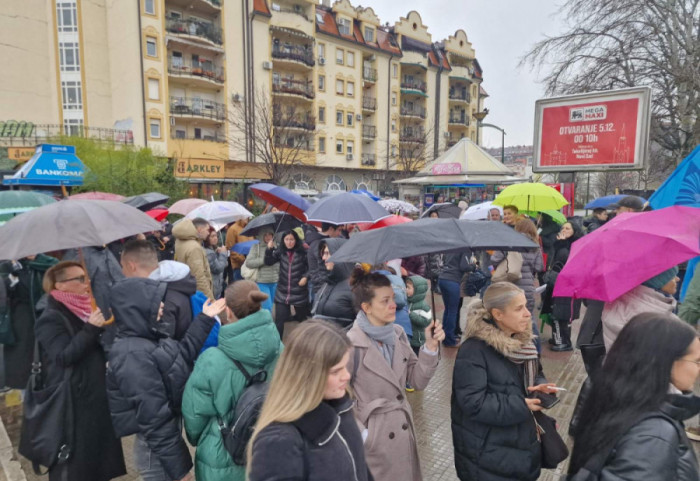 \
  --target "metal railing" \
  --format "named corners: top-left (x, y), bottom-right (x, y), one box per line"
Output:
top-left (170, 97), bottom-right (227, 121)
top-left (449, 90), bottom-right (471, 102)
top-left (167, 58), bottom-right (224, 83)
top-left (0, 123), bottom-right (133, 146)
top-left (400, 129), bottom-right (426, 143)
top-left (166, 17), bottom-right (223, 45)
top-left (272, 79), bottom-right (315, 99)
top-left (272, 44), bottom-right (315, 67)
top-left (448, 114), bottom-right (470, 126)
top-left (362, 96), bottom-right (377, 111)
top-left (273, 140), bottom-right (314, 151)
top-left (361, 153), bottom-right (376, 165)
top-left (170, 130), bottom-right (226, 142)
top-left (362, 125), bottom-right (377, 139)
top-left (363, 67), bottom-right (378, 82)
top-left (270, 4), bottom-right (311, 21)
top-left (400, 81), bottom-right (427, 93)
top-left (400, 105), bottom-right (426, 119)
top-left (273, 116), bottom-right (316, 131)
